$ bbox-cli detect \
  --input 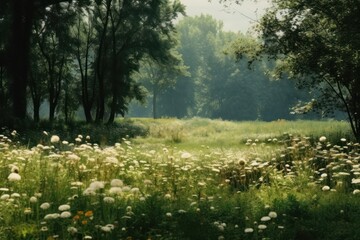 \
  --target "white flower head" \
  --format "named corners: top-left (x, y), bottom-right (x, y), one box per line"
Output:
top-left (40, 202), bottom-right (51, 210)
top-left (89, 181), bottom-right (105, 190)
top-left (60, 211), bottom-right (71, 218)
top-left (58, 204), bottom-right (71, 211)
top-left (8, 172), bottom-right (21, 181)
top-left (268, 211), bottom-right (277, 218)
top-left (319, 136), bottom-right (327, 142)
top-left (258, 224), bottom-right (267, 230)
top-left (103, 196), bottom-right (115, 204)
top-left (50, 135), bottom-right (60, 143)
top-left (110, 179), bottom-right (124, 187)
top-left (244, 228), bottom-right (254, 233)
